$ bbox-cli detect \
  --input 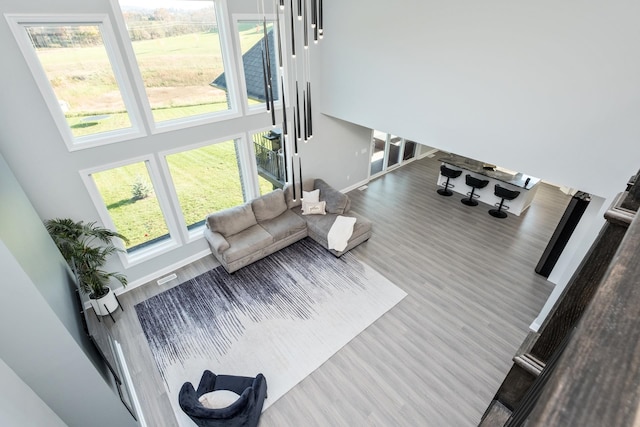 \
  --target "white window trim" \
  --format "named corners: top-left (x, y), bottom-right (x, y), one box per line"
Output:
top-left (80, 155), bottom-right (183, 268)
top-left (232, 13), bottom-right (285, 116)
top-left (237, 131), bottom-right (261, 199)
top-left (108, 0), bottom-right (244, 134)
top-left (158, 132), bottom-right (246, 243)
top-left (5, 13), bottom-right (146, 151)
